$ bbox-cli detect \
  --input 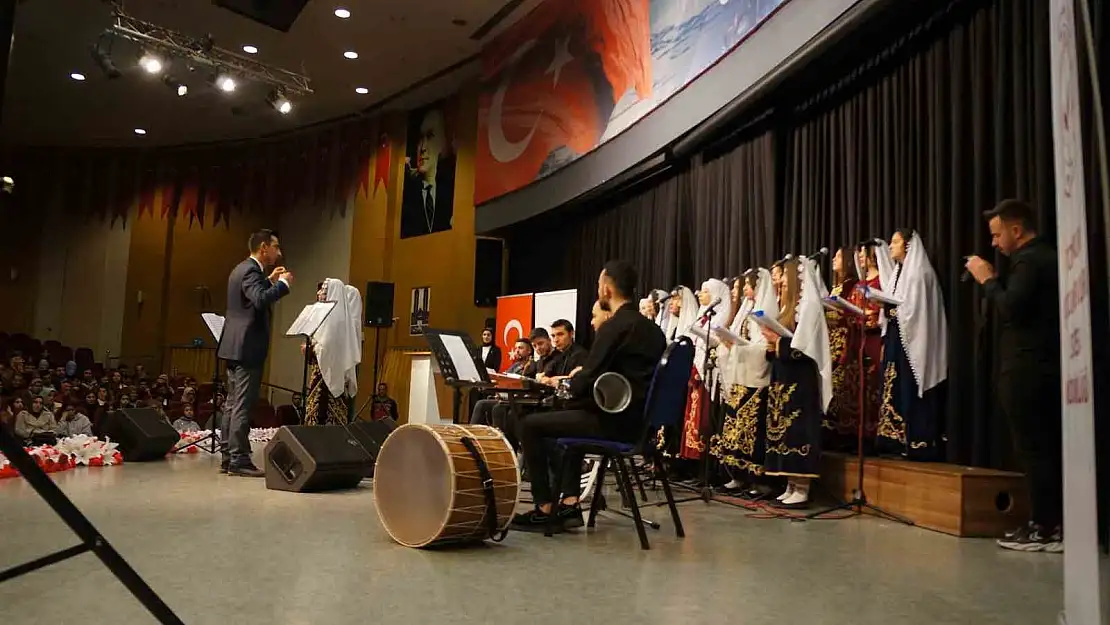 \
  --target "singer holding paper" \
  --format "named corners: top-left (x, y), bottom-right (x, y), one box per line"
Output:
top-left (759, 258), bottom-right (830, 508)
top-left (678, 279), bottom-right (732, 461)
top-left (876, 229), bottom-right (948, 461)
top-left (217, 229), bottom-right (292, 477)
top-left (303, 279), bottom-right (361, 426)
top-left (712, 268), bottom-right (777, 483)
top-left (823, 246), bottom-right (860, 449)
top-left (967, 199), bottom-right (1062, 552)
